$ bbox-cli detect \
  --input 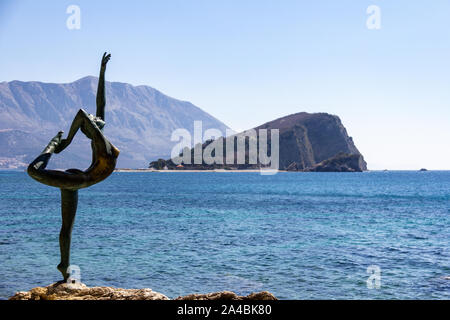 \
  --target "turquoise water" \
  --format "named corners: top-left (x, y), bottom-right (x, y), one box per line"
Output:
top-left (0, 171), bottom-right (449, 299)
